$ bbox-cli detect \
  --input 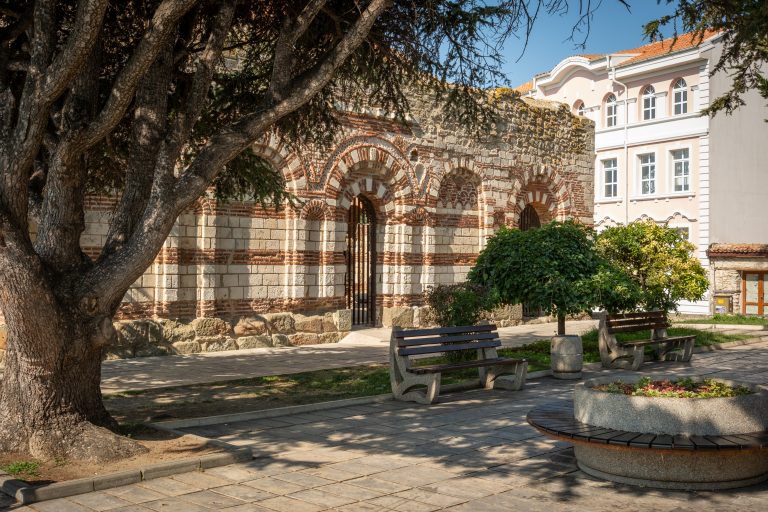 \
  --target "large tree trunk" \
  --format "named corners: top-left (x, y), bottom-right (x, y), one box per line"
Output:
top-left (0, 262), bottom-right (144, 462)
